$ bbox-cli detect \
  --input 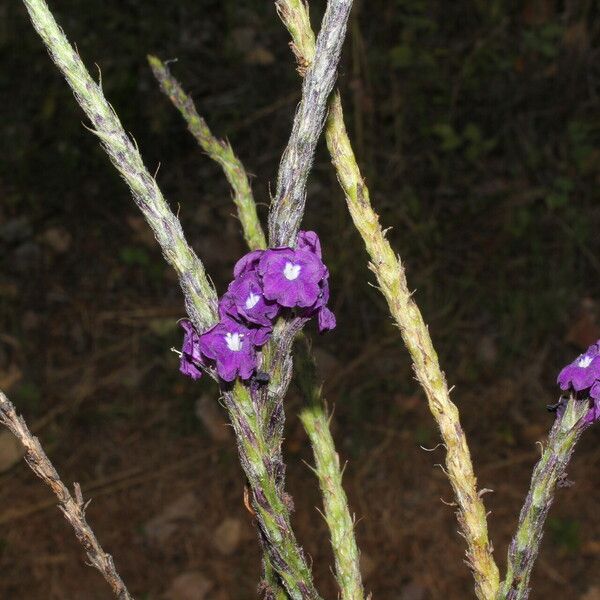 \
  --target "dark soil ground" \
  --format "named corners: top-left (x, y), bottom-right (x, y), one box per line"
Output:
top-left (1, 1), bottom-right (600, 598)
